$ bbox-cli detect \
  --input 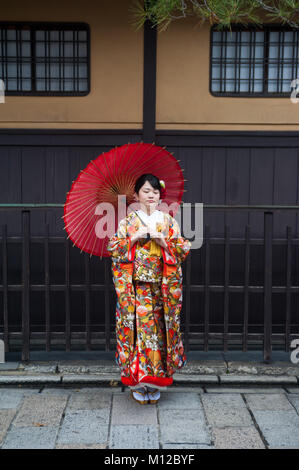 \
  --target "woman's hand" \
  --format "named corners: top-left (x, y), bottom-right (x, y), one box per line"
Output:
top-left (150, 230), bottom-right (168, 250)
top-left (130, 226), bottom-right (150, 245)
